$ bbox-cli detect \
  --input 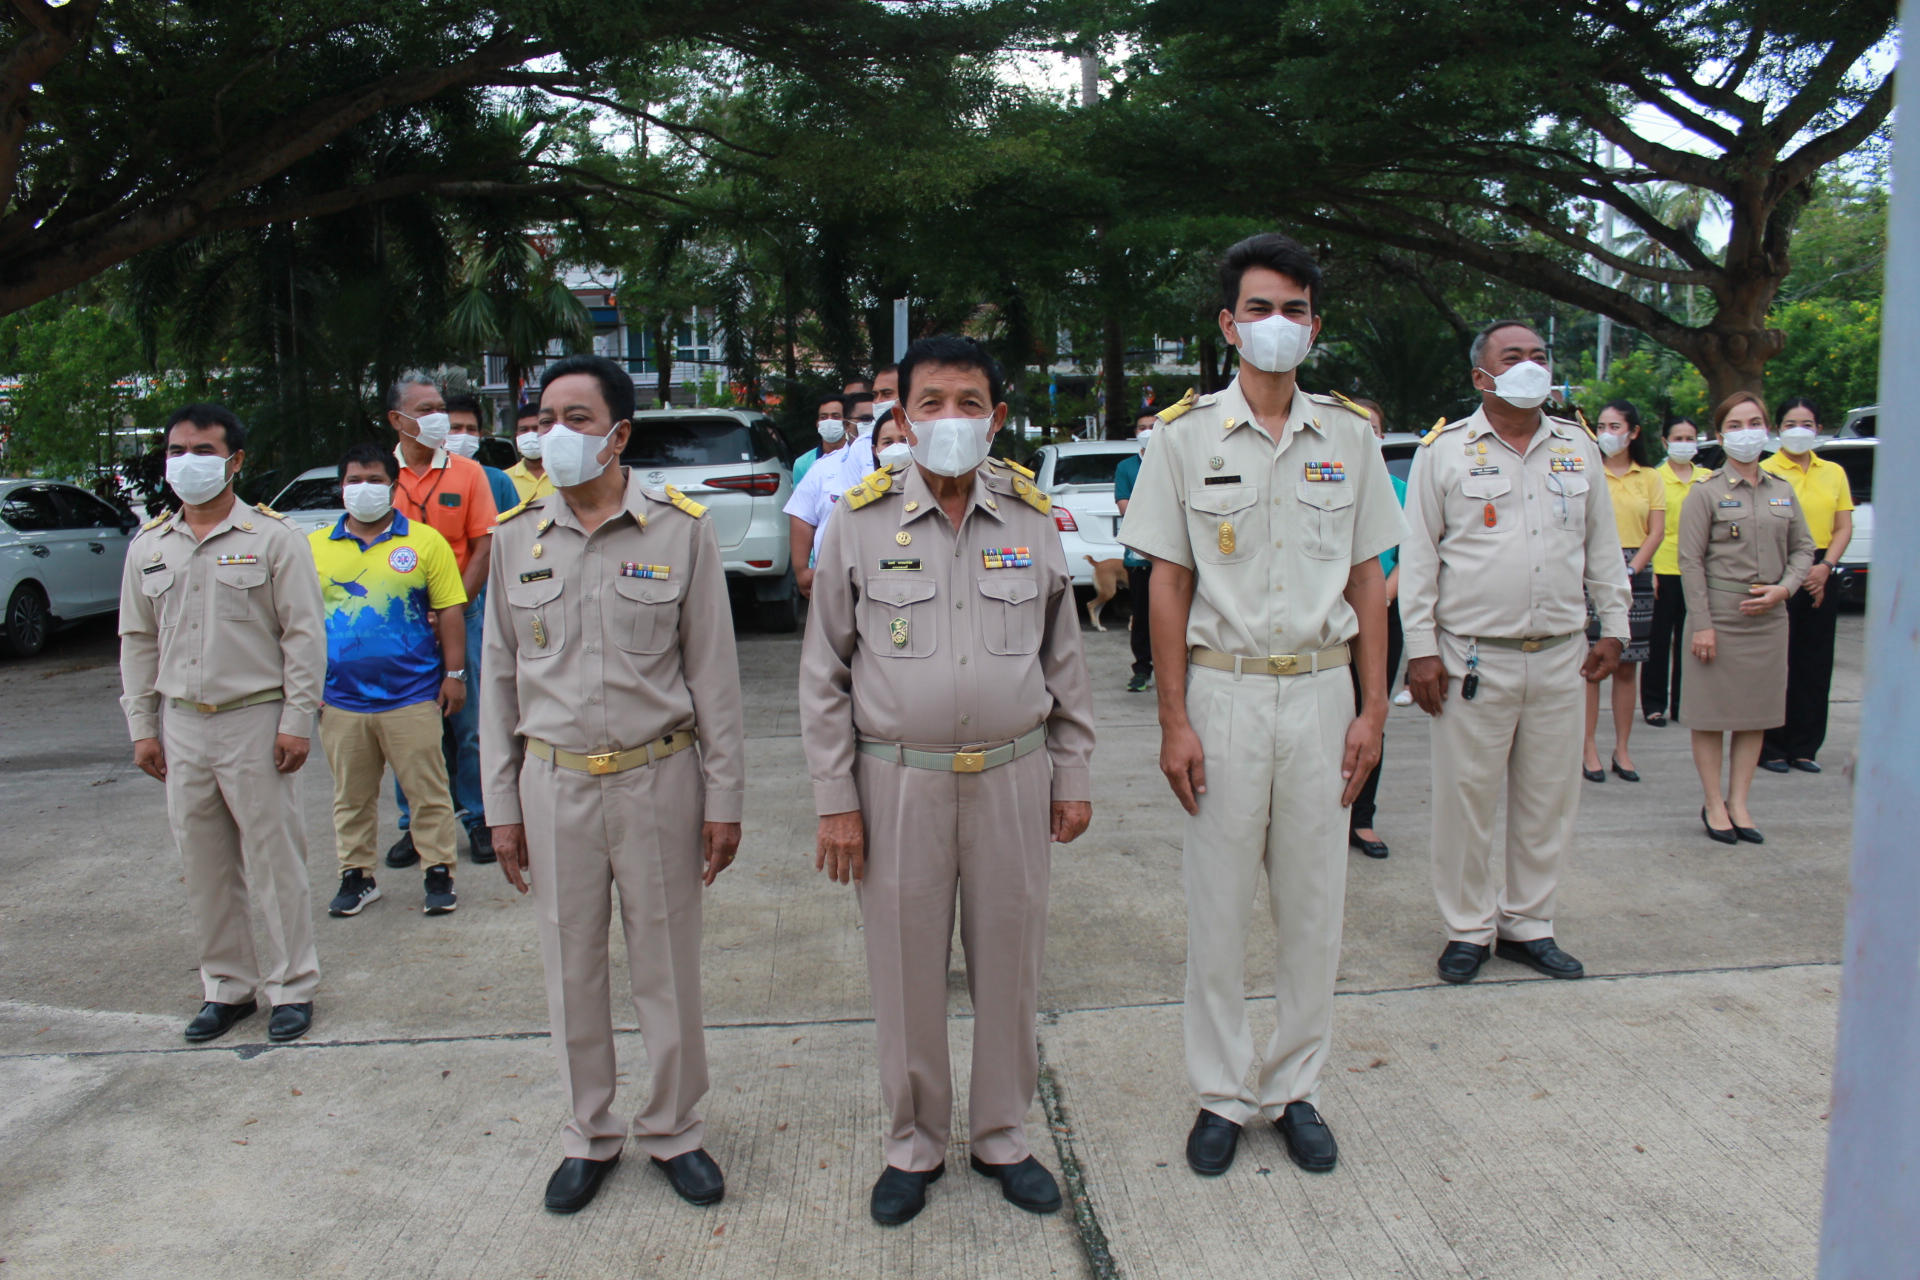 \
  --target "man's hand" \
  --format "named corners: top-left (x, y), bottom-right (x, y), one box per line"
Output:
top-left (1581, 637), bottom-right (1624, 684)
top-left (1741, 583), bottom-right (1791, 616)
top-left (438, 675), bottom-right (467, 716)
top-left (1158, 721), bottom-right (1207, 816)
top-left (1805, 563), bottom-right (1831, 607)
top-left (1339, 707), bottom-right (1386, 807)
top-left (273, 734), bottom-right (310, 773)
top-left (133, 737), bottom-right (167, 782)
top-left (816, 810), bottom-right (866, 884)
top-left (702, 821), bottom-right (742, 887)
top-left (1692, 628), bottom-right (1717, 663)
top-left (494, 823), bottom-right (530, 893)
top-left (1050, 801), bottom-right (1092, 844)
top-left (1407, 655), bottom-right (1449, 716)
top-left (796, 567), bottom-right (814, 599)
